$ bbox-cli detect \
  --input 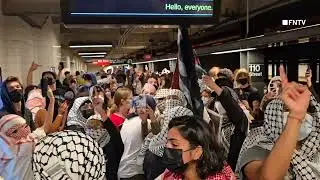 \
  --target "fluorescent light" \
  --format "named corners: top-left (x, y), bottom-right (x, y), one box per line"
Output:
top-left (78, 52), bottom-right (107, 55)
top-left (70, 45), bottom-right (112, 48)
top-left (211, 48), bottom-right (256, 55)
top-left (133, 58), bottom-right (177, 65)
top-left (122, 46), bottom-right (146, 49)
top-left (81, 55), bottom-right (105, 58)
